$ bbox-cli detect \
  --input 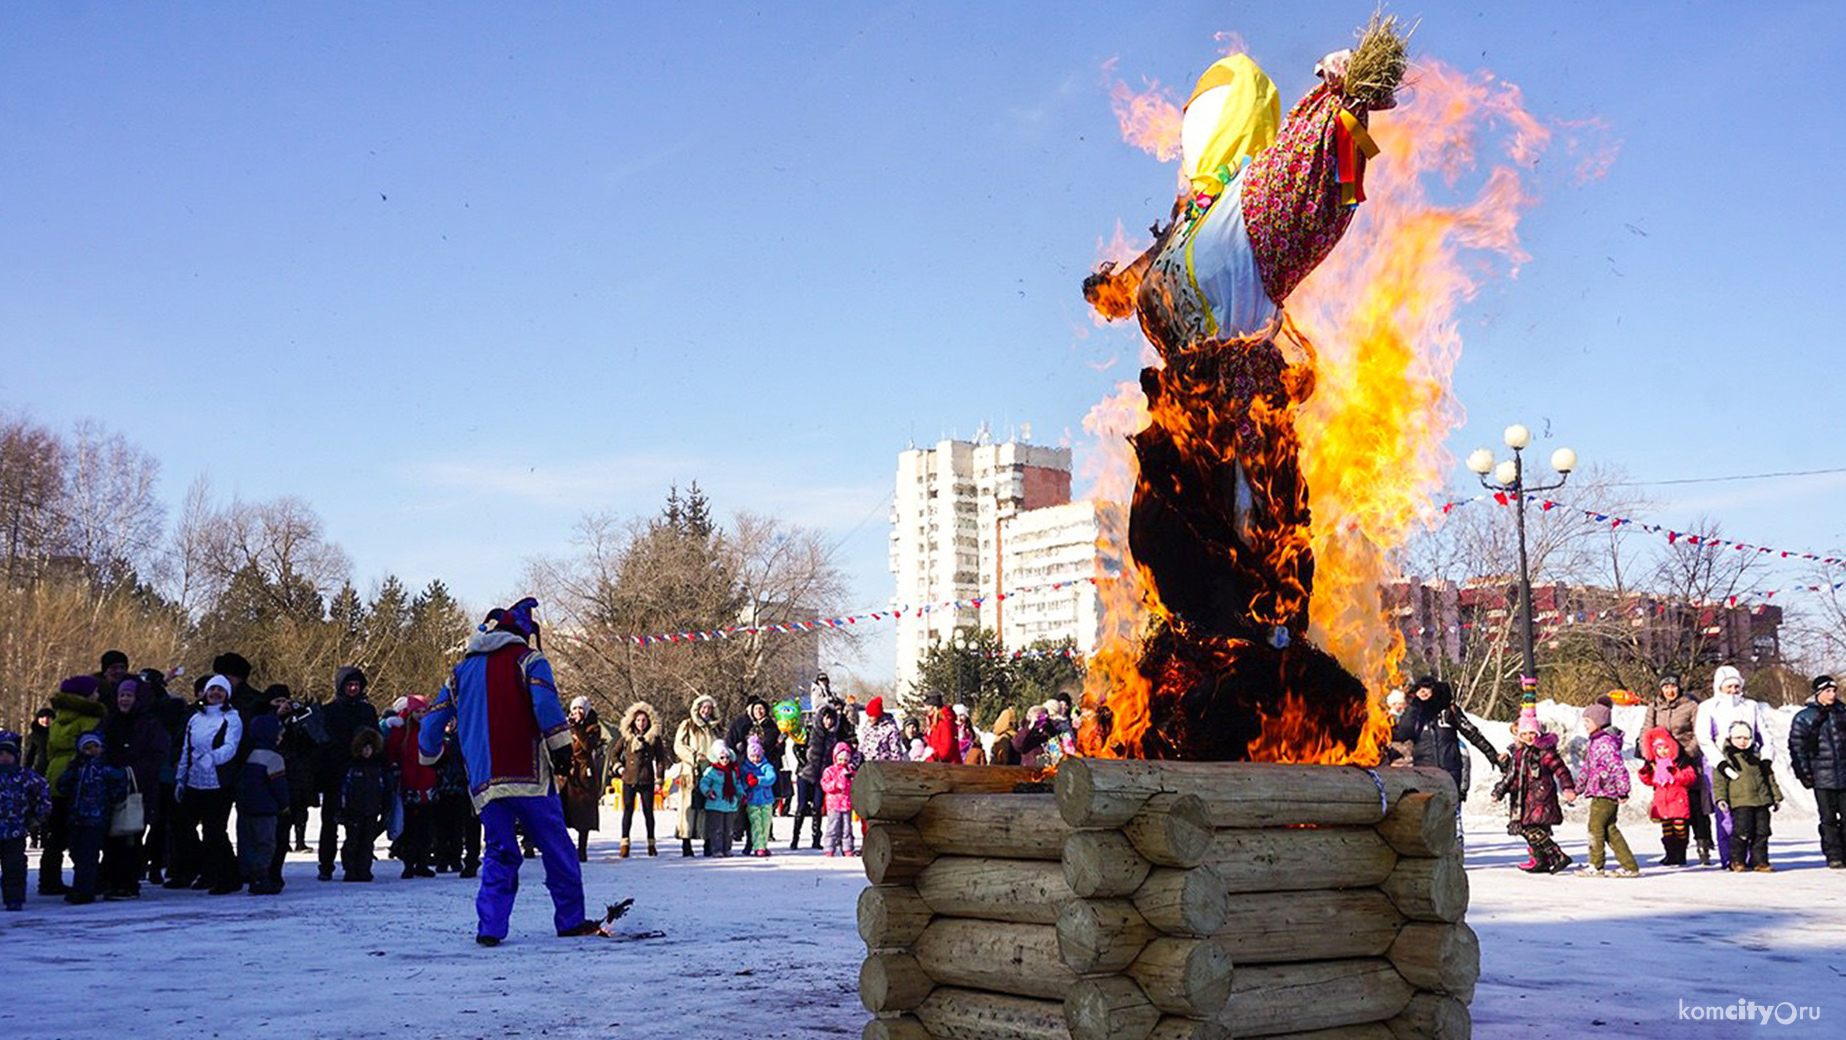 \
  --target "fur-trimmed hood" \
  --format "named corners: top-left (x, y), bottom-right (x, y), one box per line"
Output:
top-left (350, 727), bottom-right (385, 759)
top-left (621, 701), bottom-right (659, 745)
